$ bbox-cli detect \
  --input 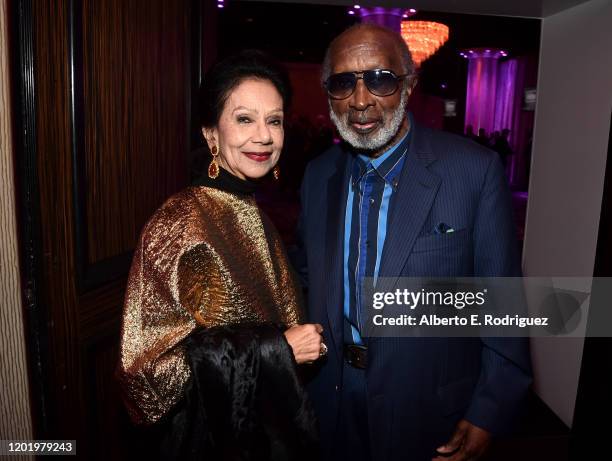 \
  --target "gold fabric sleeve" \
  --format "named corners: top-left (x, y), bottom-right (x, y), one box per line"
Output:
top-left (117, 187), bottom-right (304, 425)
